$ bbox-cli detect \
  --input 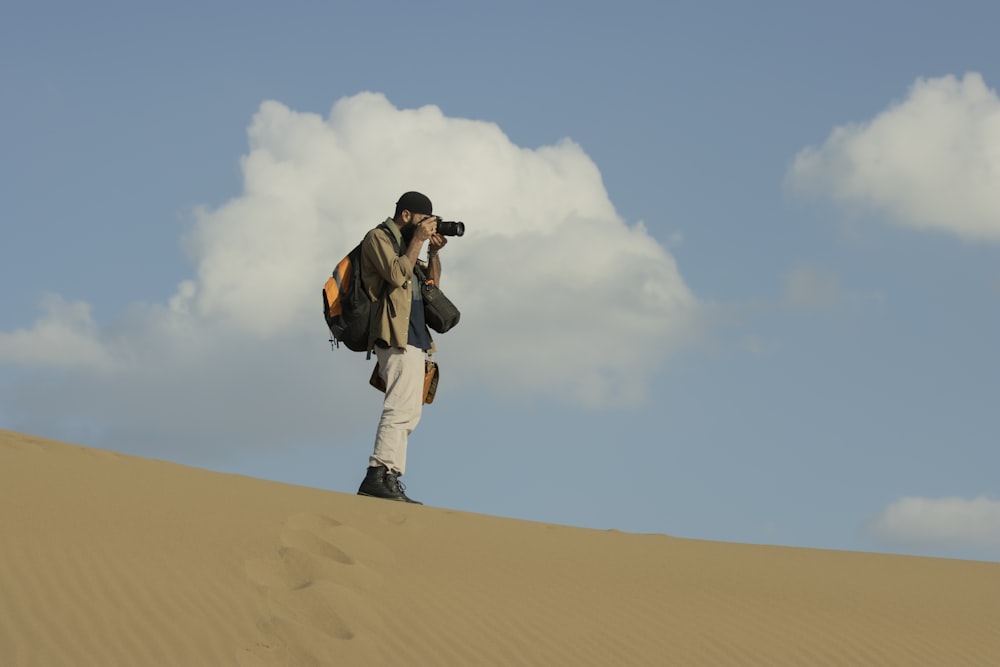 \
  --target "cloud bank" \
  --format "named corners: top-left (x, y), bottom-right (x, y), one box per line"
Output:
top-left (867, 496), bottom-right (1000, 552)
top-left (787, 72), bottom-right (1000, 242)
top-left (0, 93), bottom-right (698, 455)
